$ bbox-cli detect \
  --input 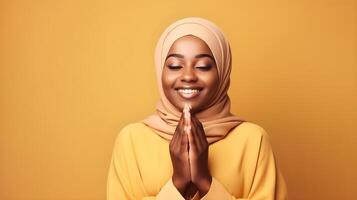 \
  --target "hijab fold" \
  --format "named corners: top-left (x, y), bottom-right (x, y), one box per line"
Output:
top-left (142, 17), bottom-right (244, 144)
